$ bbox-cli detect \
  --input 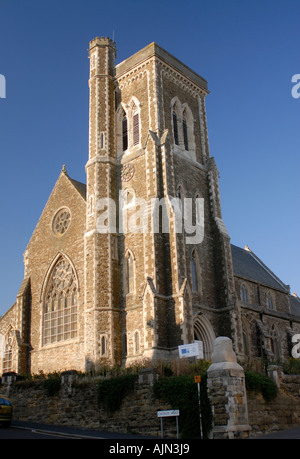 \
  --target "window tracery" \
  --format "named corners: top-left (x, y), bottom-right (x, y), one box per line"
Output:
top-left (240, 285), bottom-right (248, 302)
top-left (2, 326), bottom-right (14, 373)
top-left (170, 98), bottom-right (196, 160)
top-left (116, 97), bottom-right (141, 156)
top-left (43, 256), bottom-right (78, 346)
top-left (52, 208), bottom-right (71, 237)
